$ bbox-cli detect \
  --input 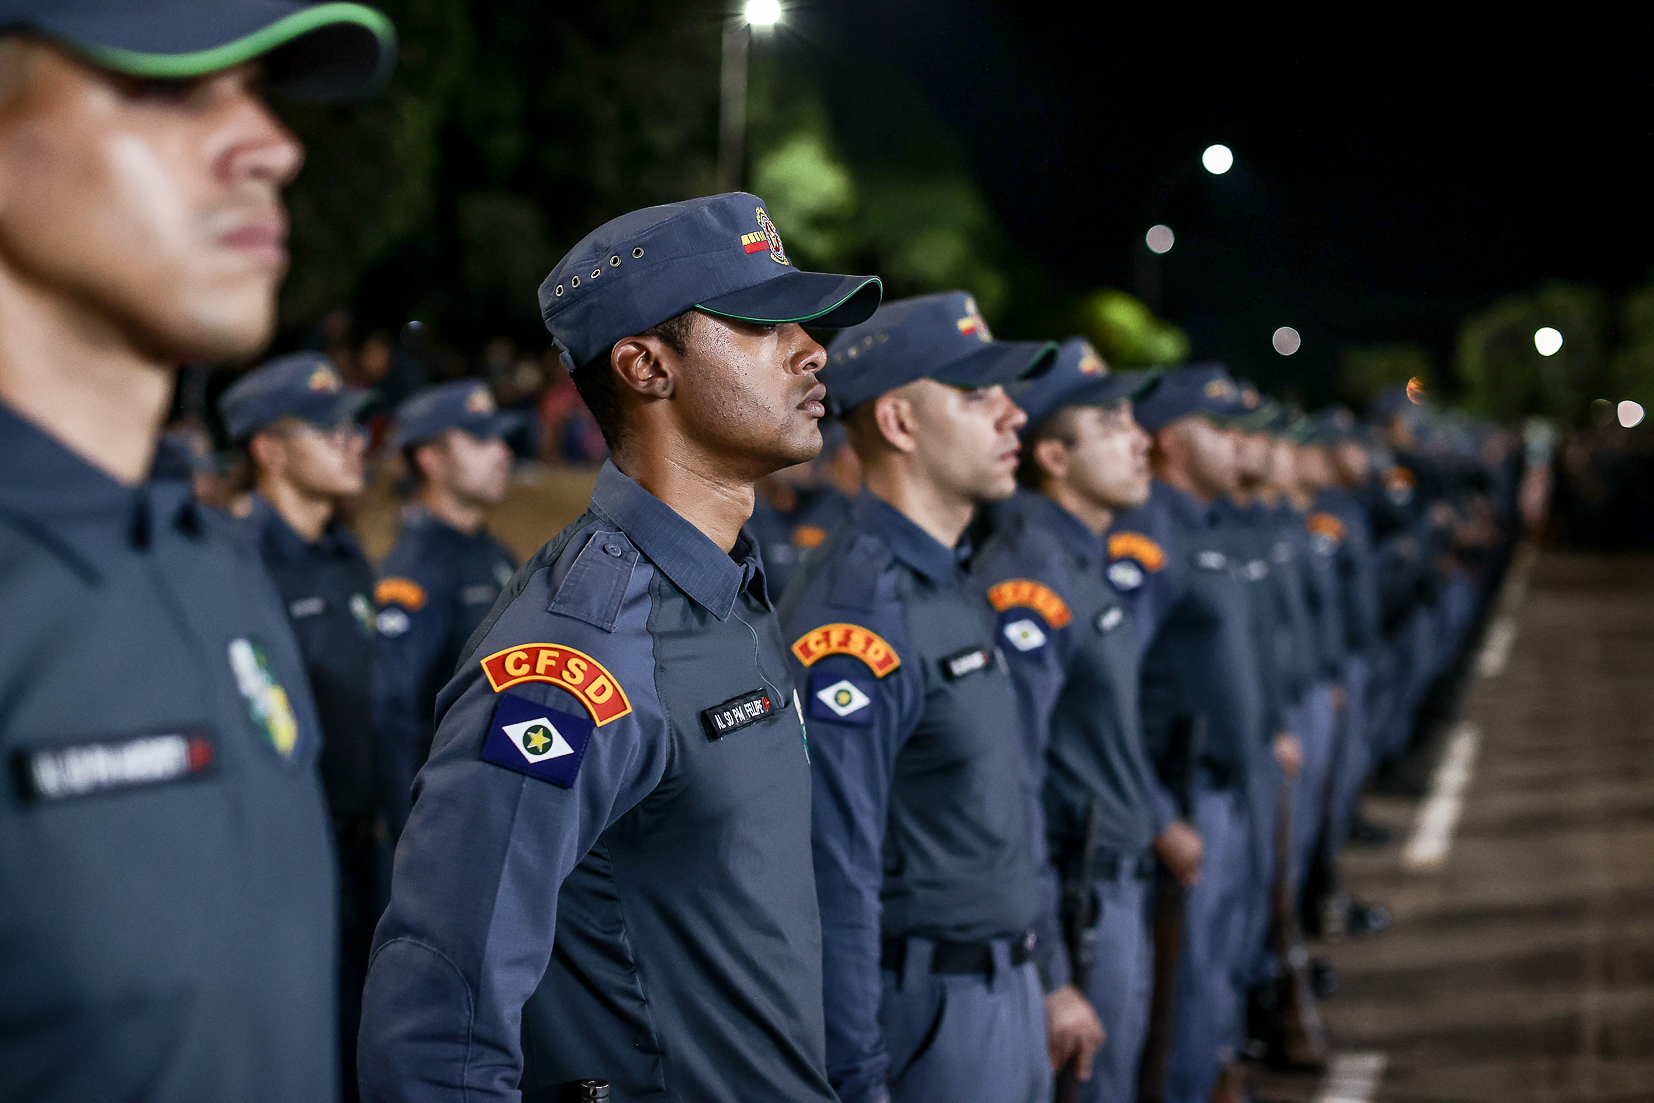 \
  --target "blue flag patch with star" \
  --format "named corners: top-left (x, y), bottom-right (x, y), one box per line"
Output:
top-left (480, 691), bottom-right (594, 788)
top-left (807, 670), bottom-right (875, 726)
